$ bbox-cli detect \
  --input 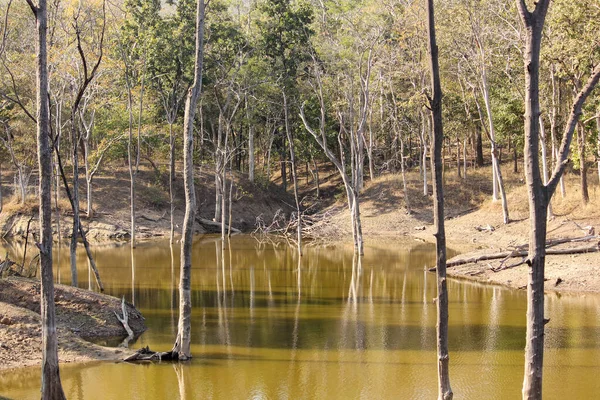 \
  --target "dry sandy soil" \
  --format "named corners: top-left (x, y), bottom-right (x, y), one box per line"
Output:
top-left (0, 277), bottom-right (145, 371)
top-left (0, 166), bottom-right (294, 243)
